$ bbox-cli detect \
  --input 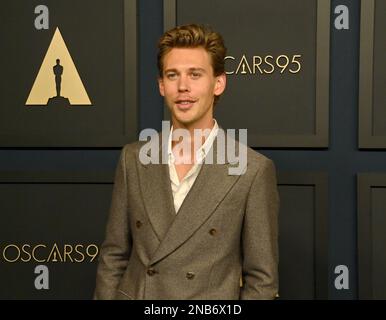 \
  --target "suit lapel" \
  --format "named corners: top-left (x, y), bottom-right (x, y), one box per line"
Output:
top-left (137, 135), bottom-right (176, 242)
top-left (149, 131), bottom-right (242, 265)
top-left (150, 163), bottom-right (240, 265)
